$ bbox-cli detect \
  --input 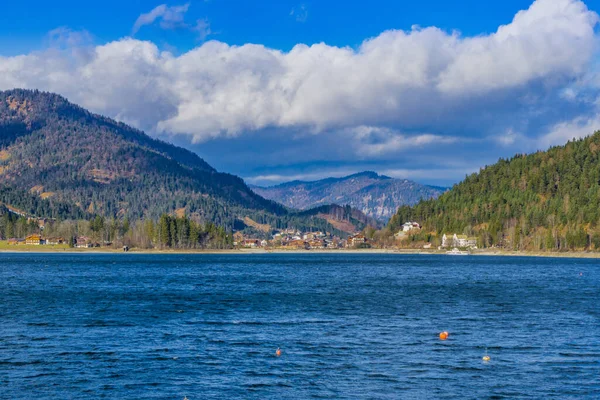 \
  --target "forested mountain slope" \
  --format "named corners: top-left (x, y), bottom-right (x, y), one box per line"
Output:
top-left (389, 133), bottom-right (600, 250)
top-left (0, 89), bottom-right (290, 228)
